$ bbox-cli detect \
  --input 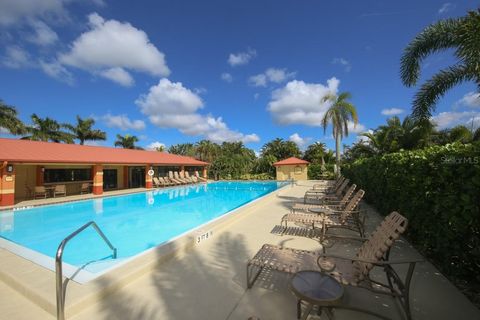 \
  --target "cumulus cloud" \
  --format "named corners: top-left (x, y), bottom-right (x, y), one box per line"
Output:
top-left (268, 78), bottom-right (340, 126)
top-left (99, 67), bottom-right (134, 87)
top-left (39, 59), bottom-right (74, 85)
top-left (227, 48), bottom-right (256, 66)
top-left (221, 72), bottom-right (233, 82)
top-left (432, 111), bottom-right (480, 129)
top-left (102, 113), bottom-right (146, 131)
top-left (381, 108), bottom-right (405, 116)
top-left (289, 133), bottom-right (311, 148)
top-left (455, 92), bottom-right (480, 108)
top-left (248, 68), bottom-right (296, 87)
top-left (146, 141), bottom-right (166, 151)
top-left (332, 58), bottom-right (351, 72)
top-left (2, 46), bottom-right (32, 68)
top-left (59, 13), bottom-right (170, 85)
top-left (347, 121), bottom-right (366, 134)
top-left (438, 3), bottom-right (454, 14)
top-left (136, 79), bottom-right (260, 144)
